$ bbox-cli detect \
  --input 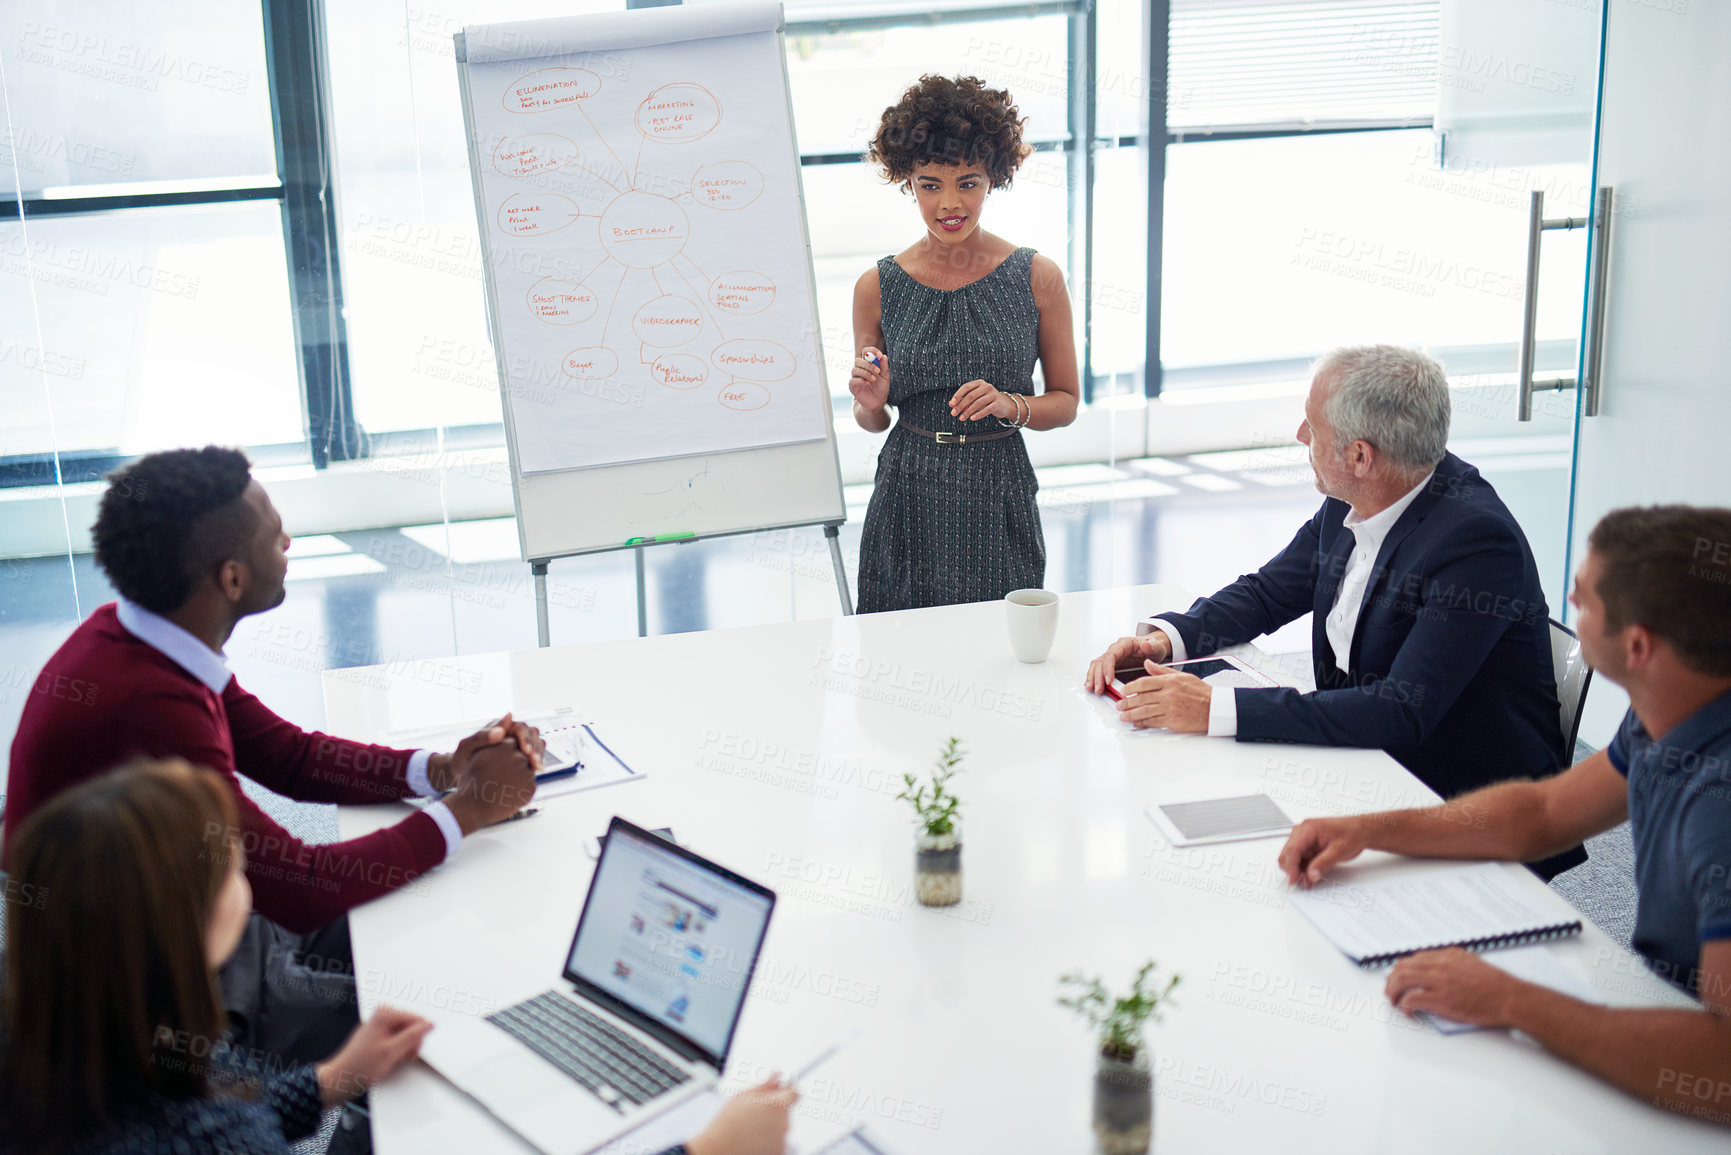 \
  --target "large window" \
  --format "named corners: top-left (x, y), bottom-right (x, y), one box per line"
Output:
top-left (0, 1), bottom-right (300, 482)
top-left (1163, 129), bottom-right (1587, 377)
top-left (1155, 0), bottom-right (1596, 393)
top-left (324, 0), bottom-right (622, 440)
top-left (0, 203), bottom-right (304, 457)
top-left (1, 0), bottom-right (1604, 514)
